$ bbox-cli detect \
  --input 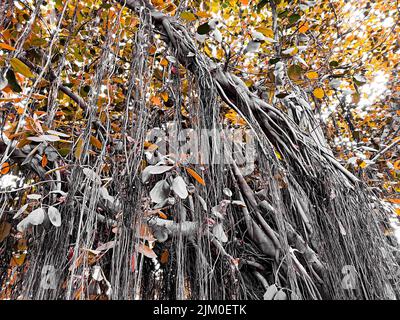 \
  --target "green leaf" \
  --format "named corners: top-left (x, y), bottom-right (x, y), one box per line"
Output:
top-left (6, 70), bottom-right (22, 93)
top-left (10, 58), bottom-right (34, 78)
top-left (257, 0), bottom-right (269, 11)
top-left (329, 61), bottom-right (339, 68)
top-left (197, 23), bottom-right (211, 35)
top-left (269, 57), bottom-right (281, 65)
top-left (288, 13), bottom-right (301, 24)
